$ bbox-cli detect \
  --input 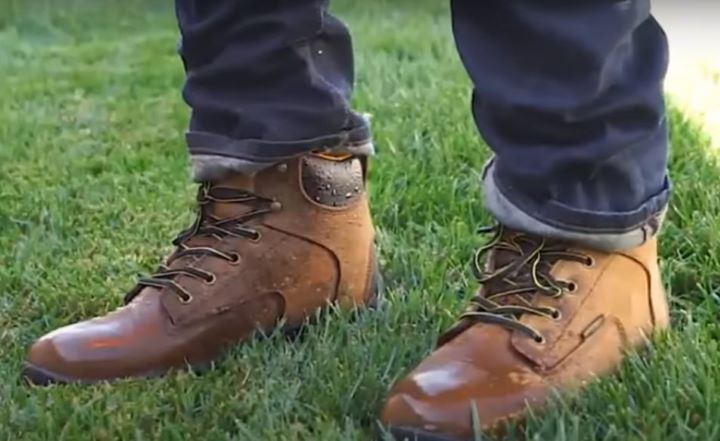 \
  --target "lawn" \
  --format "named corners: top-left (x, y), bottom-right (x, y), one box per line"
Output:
top-left (2, 1), bottom-right (720, 440)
